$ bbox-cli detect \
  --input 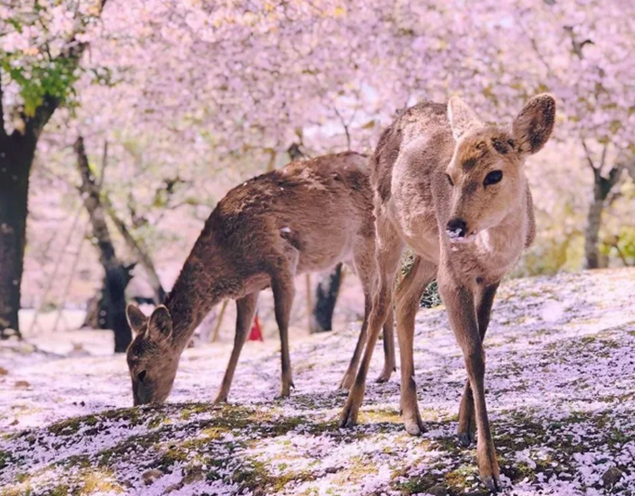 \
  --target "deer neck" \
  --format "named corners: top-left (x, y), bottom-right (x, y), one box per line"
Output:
top-left (164, 247), bottom-right (225, 352)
